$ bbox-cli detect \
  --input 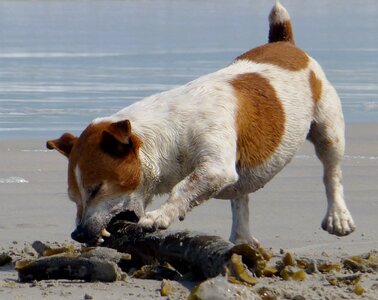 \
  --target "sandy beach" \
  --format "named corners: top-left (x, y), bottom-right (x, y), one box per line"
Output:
top-left (1, 122), bottom-right (378, 299)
